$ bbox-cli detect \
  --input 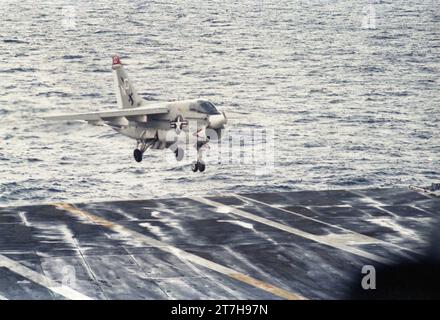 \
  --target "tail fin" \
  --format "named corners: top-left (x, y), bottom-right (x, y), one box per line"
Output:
top-left (112, 55), bottom-right (144, 109)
